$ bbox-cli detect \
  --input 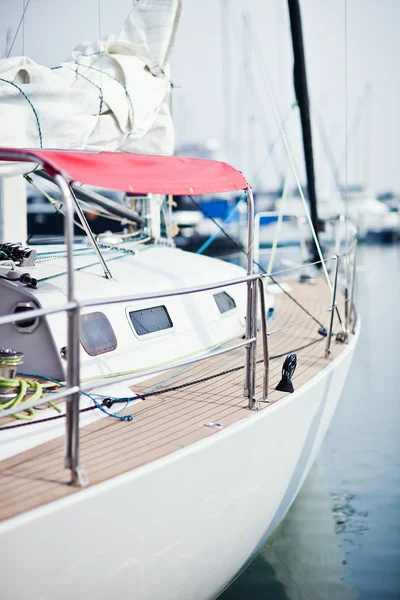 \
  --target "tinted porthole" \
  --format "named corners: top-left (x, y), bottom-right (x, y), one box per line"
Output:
top-left (80, 312), bottom-right (117, 356)
top-left (129, 305), bottom-right (173, 336)
top-left (214, 291), bottom-right (236, 314)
